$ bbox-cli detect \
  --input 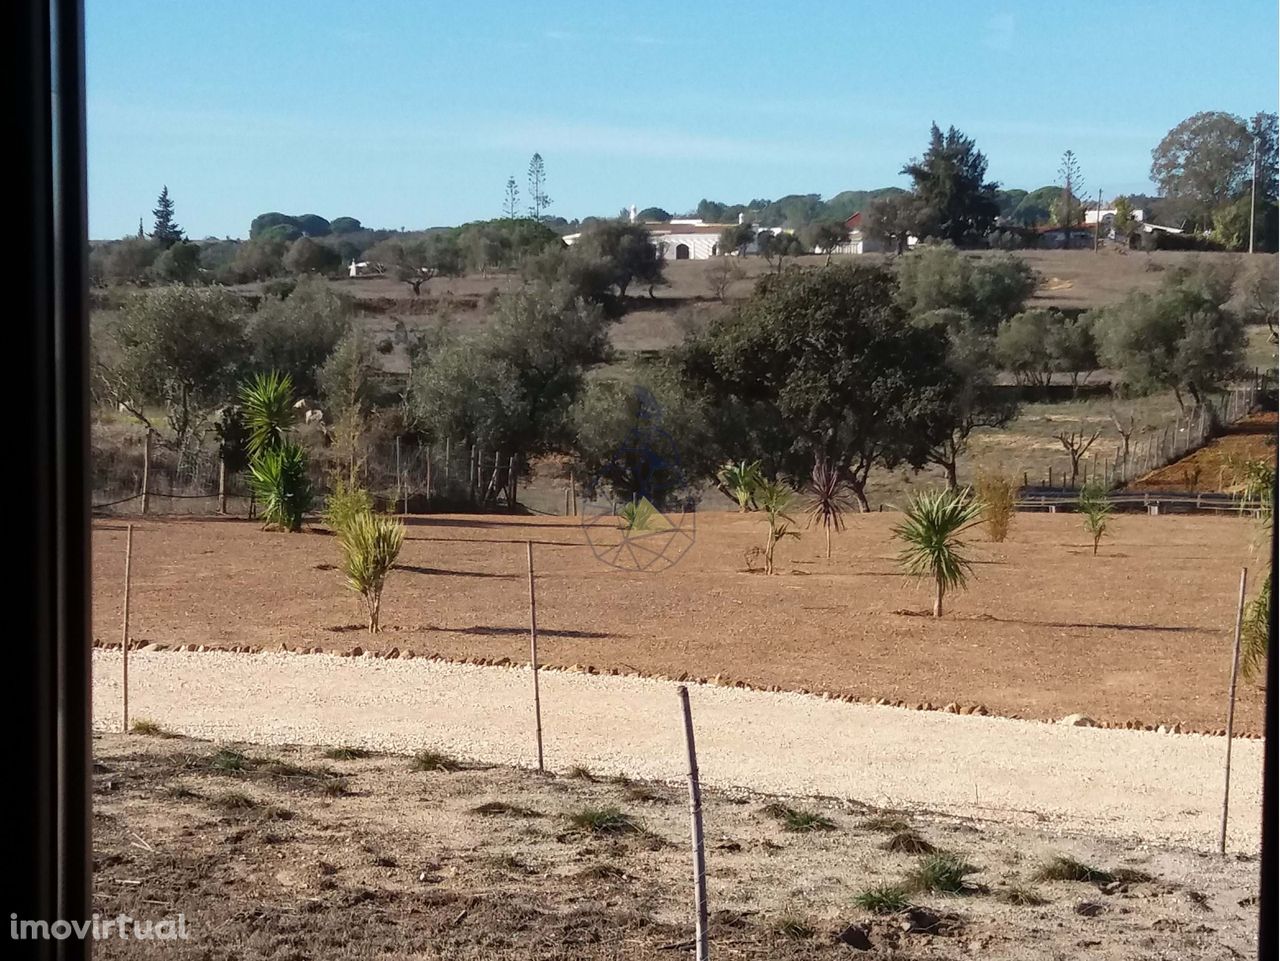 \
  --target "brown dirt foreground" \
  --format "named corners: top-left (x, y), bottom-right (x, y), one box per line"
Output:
top-left (92, 510), bottom-right (1265, 734)
top-left (92, 733), bottom-right (1260, 961)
